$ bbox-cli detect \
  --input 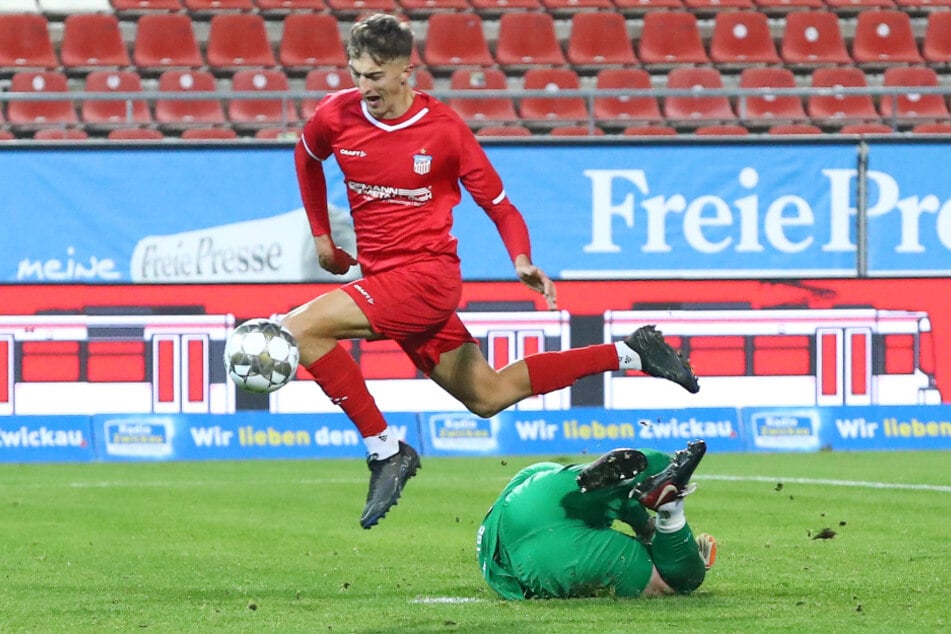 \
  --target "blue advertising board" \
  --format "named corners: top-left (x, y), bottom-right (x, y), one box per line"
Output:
top-left (0, 415), bottom-right (95, 463)
top-left (12, 141), bottom-right (951, 283)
